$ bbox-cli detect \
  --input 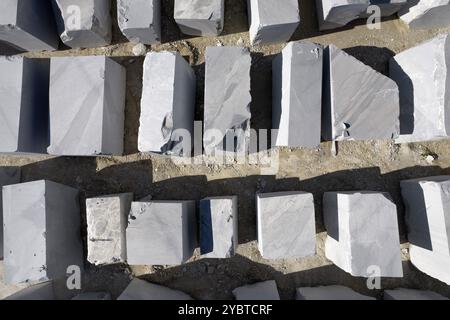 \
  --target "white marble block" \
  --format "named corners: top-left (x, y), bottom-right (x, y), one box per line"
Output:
top-left (384, 288), bottom-right (448, 300)
top-left (48, 56), bottom-right (126, 156)
top-left (174, 0), bottom-right (225, 36)
top-left (323, 191), bottom-right (403, 277)
top-left (126, 201), bottom-right (197, 265)
top-left (296, 285), bottom-right (375, 300)
top-left (139, 52), bottom-right (196, 155)
top-left (118, 278), bottom-right (192, 300)
top-left (86, 193), bottom-right (133, 266)
top-left (0, 167), bottom-right (20, 259)
top-left (232, 280), bottom-right (280, 300)
top-left (398, 1), bottom-right (450, 29)
top-left (256, 192), bottom-right (316, 260)
top-left (2, 180), bottom-right (83, 284)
